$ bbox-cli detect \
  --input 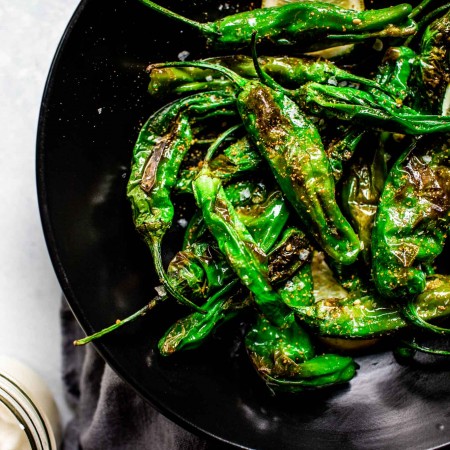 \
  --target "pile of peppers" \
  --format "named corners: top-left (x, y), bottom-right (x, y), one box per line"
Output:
top-left (76, 0), bottom-right (450, 394)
